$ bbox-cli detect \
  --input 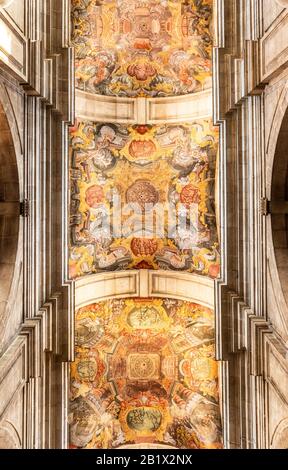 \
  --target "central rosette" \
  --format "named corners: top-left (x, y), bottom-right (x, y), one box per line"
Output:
top-left (126, 180), bottom-right (160, 212)
top-left (128, 353), bottom-right (160, 380)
